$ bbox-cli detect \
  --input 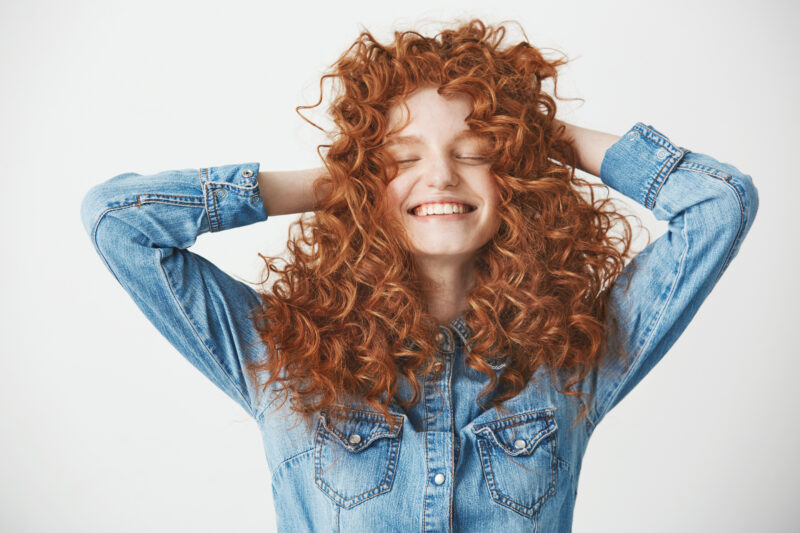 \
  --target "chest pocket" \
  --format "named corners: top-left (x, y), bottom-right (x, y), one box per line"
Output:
top-left (314, 406), bottom-right (403, 509)
top-left (471, 408), bottom-right (558, 518)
